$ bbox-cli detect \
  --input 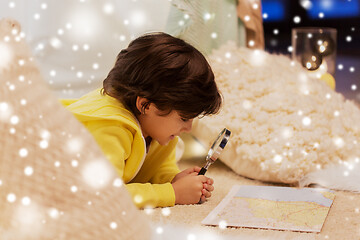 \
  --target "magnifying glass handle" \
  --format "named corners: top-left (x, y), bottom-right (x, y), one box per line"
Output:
top-left (198, 167), bottom-right (207, 204)
top-left (198, 167), bottom-right (207, 175)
